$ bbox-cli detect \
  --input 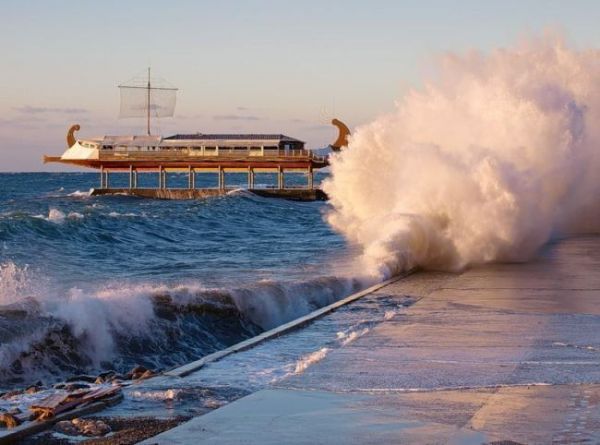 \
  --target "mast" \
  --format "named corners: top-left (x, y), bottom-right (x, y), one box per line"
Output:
top-left (118, 69), bottom-right (177, 135)
top-left (147, 67), bottom-right (151, 136)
